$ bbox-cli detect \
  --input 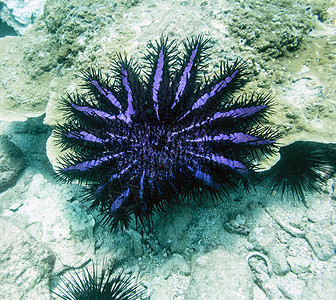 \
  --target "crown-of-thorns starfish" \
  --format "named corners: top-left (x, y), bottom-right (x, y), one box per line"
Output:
top-left (54, 35), bottom-right (278, 230)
